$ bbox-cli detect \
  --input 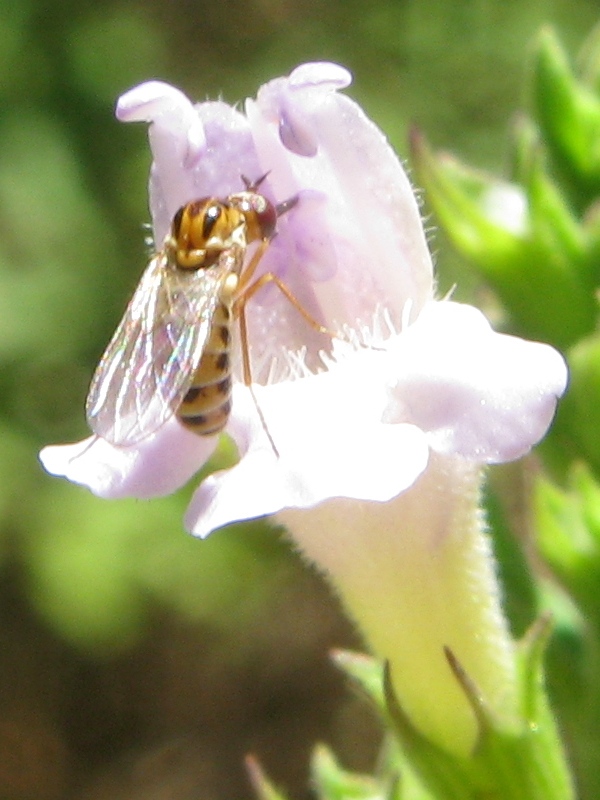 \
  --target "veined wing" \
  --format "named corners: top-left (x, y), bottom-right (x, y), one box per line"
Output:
top-left (86, 250), bottom-right (233, 446)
